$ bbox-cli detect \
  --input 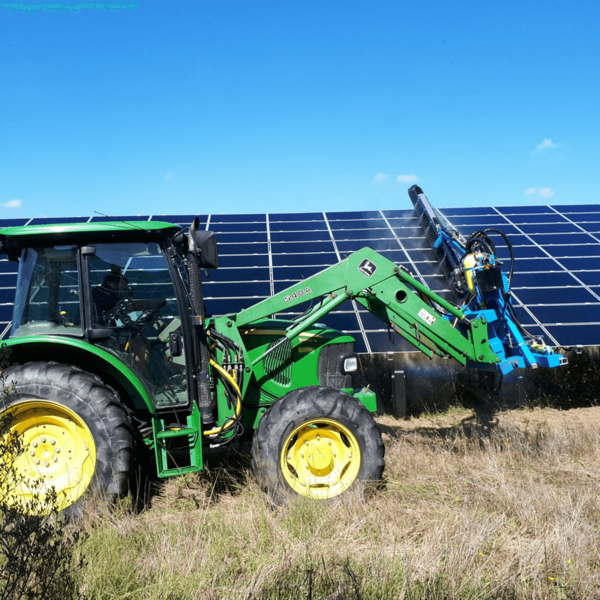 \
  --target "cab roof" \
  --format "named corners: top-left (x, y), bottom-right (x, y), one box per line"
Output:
top-left (0, 221), bottom-right (182, 257)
